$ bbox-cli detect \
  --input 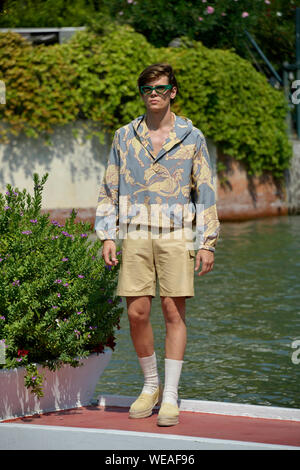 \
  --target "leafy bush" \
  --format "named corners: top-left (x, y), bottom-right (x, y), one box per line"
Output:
top-left (100, 0), bottom-right (296, 69)
top-left (0, 25), bottom-right (292, 178)
top-left (0, 32), bottom-right (81, 143)
top-left (0, 0), bottom-right (103, 28)
top-left (0, 0), bottom-right (295, 72)
top-left (0, 173), bottom-right (123, 397)
top-left (65, 26), bottom-right (160, 135)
